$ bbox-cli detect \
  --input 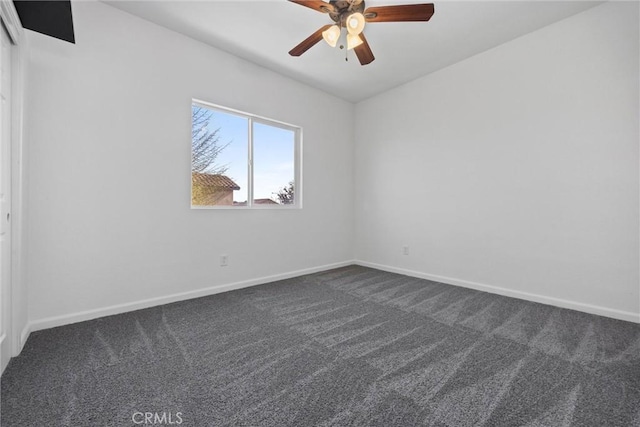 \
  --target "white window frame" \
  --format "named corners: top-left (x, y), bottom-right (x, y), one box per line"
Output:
top-left (191, 99), bottom-right (302, 210)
